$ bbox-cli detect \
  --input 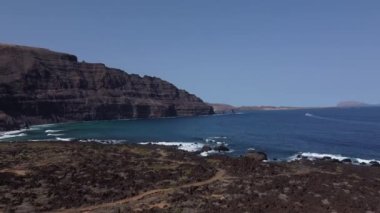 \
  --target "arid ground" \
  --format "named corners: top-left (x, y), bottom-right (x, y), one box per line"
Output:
top-left (0, 142), bottom-right (379, 213)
